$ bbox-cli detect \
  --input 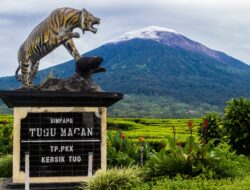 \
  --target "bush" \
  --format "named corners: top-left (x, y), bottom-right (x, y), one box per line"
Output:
top-left (206, 142), bottom-right (250, 179)
top-left (107, 120), bottom-right (138, 130)
top-left (198, 112), bottom-right (222, 145)
top-left (107, 131), bottom-right (138, 166)
top-left (107, 131), bottom-right (153, 167)
top-left (145, 132), bottom-right (248, 179)
top-left (0, 123), bottom-right (13, 155)
top-left (84, 166), bottom-right (143, 190)
top-left (0, 155), bottom-right (12, 177)
top-left (132, 175), bottom-right (250, 190)
top-left (224, 97), bottom-right (250, 155)
top-left (145, 148), bottom-right (188, 178)
top-left (147, 141), bottom-right (166, 152)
